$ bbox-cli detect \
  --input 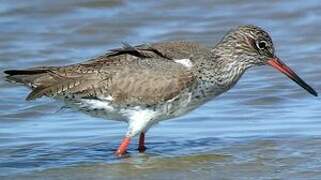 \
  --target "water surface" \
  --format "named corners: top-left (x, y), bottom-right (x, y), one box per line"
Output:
top-left (1, 0), bottom-right (321, 179)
